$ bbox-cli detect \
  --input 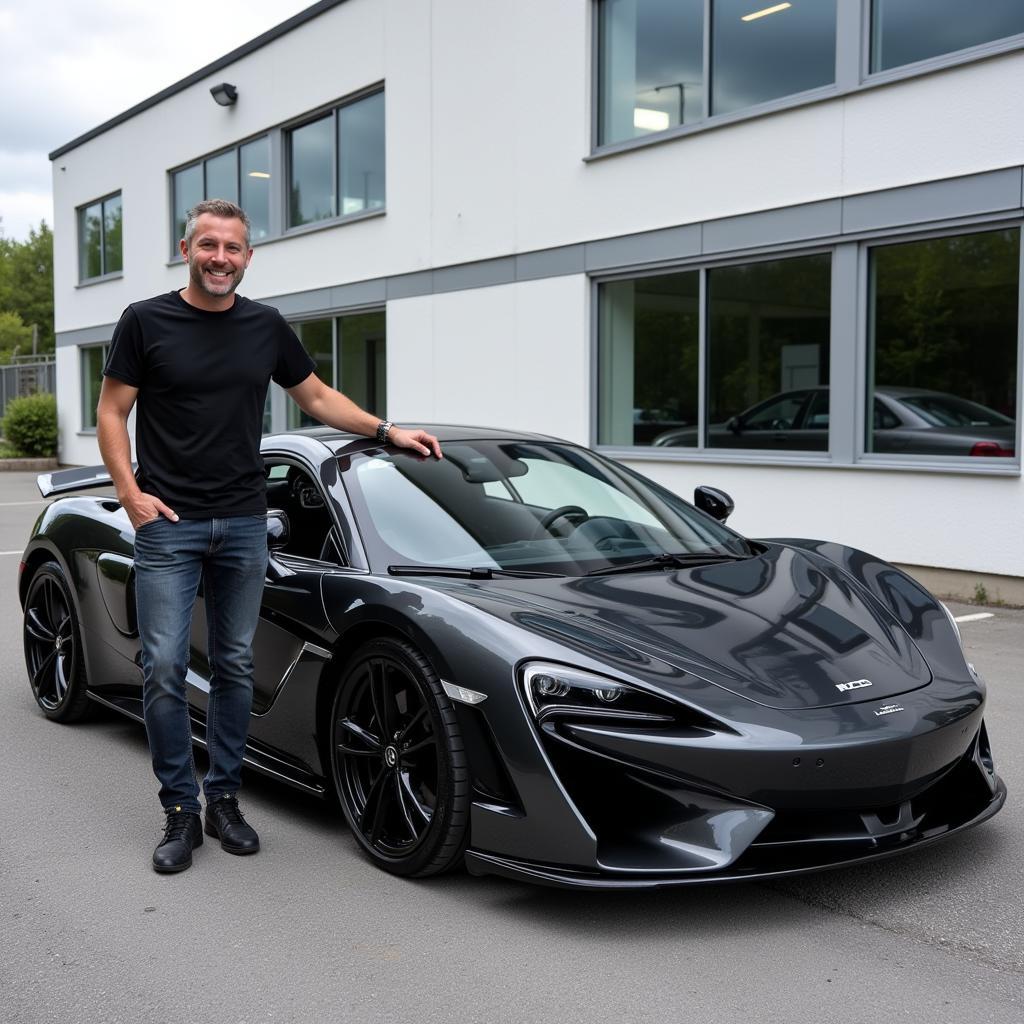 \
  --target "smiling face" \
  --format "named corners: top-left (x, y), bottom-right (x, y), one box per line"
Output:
top-left (179, 213), bottom-right (253, 308)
